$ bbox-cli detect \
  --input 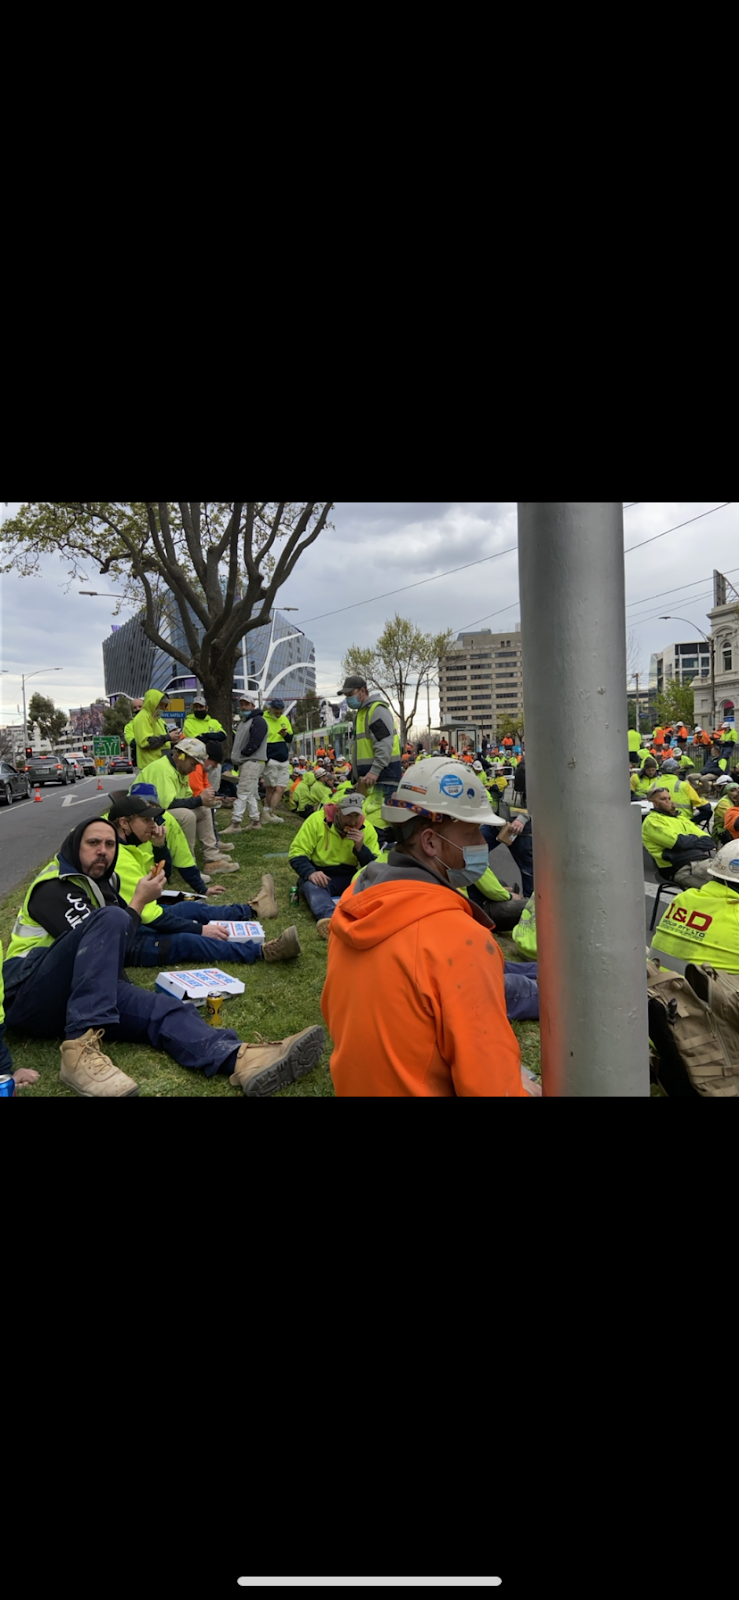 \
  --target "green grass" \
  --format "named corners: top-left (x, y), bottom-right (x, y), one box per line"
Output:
top-left (0, 809), bottom-right (541, 1096)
